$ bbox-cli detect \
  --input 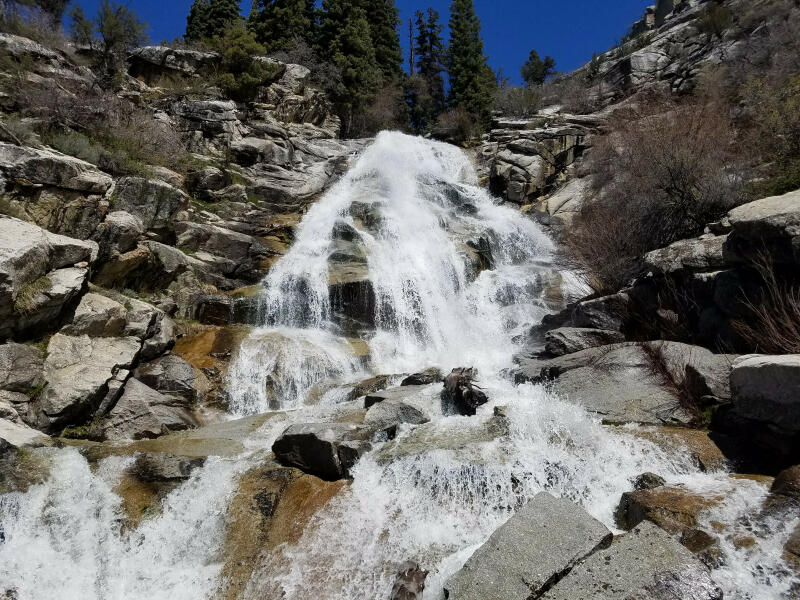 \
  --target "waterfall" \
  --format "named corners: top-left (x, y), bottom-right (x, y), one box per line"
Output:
top-left (1, 132), bottom-right (797, 600)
